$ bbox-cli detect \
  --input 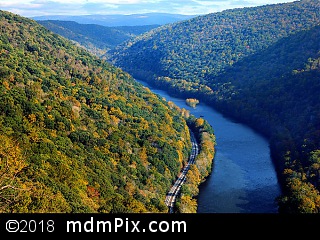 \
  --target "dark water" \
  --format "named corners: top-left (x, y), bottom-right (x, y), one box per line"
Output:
top-left (136, 79), bottom-right (282, 213)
